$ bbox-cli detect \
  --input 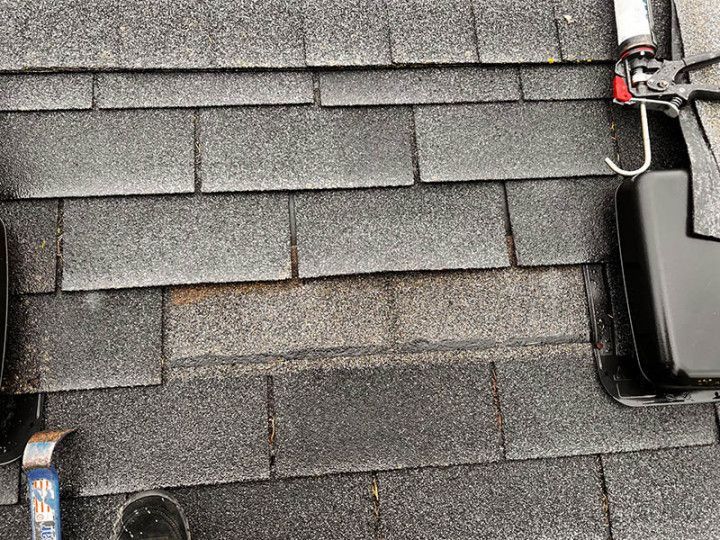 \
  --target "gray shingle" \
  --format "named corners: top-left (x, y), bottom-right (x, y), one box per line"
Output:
top-left (0, 0), bottom-right (304, 70)
top-left (0, 73), bottom-right (92, 112)
top-left (415, 101), bottom-right (614, 182)
top-left (61, 495), bottom-right (125, 540)
top-left (603, 446), bottom-right (720, 540)
top-left (274, 350), bottom-right (501, 478)
top-left (198, 106), bottom-right (414, 192)
top-left (556, 0), bottom-right (671, 62)
top-left (295, 183), bottom-right (509, 278)
top-left (507, 177), bottom-right (622, 265)
top-left (318, 66), bottom-right (520, 106)
top-left (521, 64), bottom-right (613, 100)
top-left (0, 110), bottom-right (193, 199)
top-left (496, 343), bottom-right (717, 460)
top-left (3, 289), bottom-right (161, 394)
top-left (386, 0), bottom-right (479, 64)
top-left (392, 267), bottom-right (590, 348)
top-left (473, 0), bottom-right (560, 63)
top-left (380, 457), bottom-right (606, 540)
top-left (173, 474), bottom-right (374, 540)
top-left (96, 71), bottom-right (313, 109)
top-left (0, 495), bottom-right (123, 540)
top-left (46, 365), bottom-right (269, 496)
top-left (0, 505), bottom-right (26, 538)
top-left (0, 200), bottom-right (57, 294)
top-left (165, 276), bottom-right (393, 365)
top-left (304, 0), bottom-right (391, 66)
top-left (0, 463), bottom-right (19, 506)
top-left (62, 194), bottom-right (290, 291)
